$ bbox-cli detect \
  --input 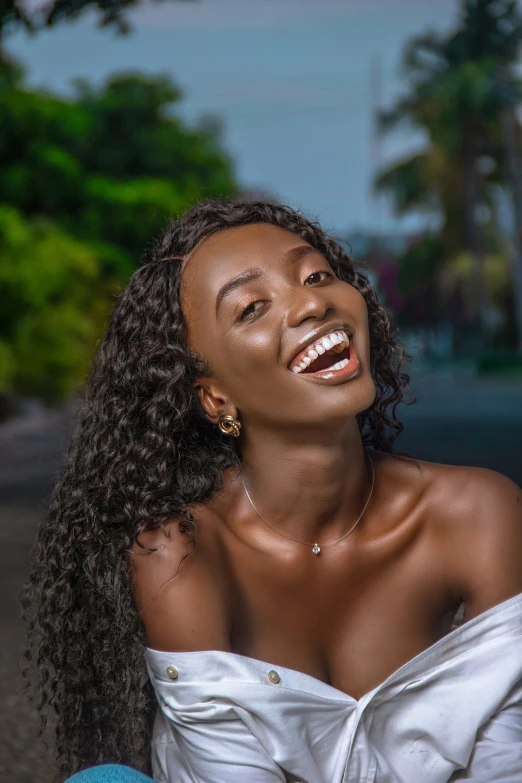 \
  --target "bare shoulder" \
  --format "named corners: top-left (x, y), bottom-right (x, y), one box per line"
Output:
top-left (418, 458), bottom-right (522, 620)
top-left (129, 512), bottom-right (233, 653)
